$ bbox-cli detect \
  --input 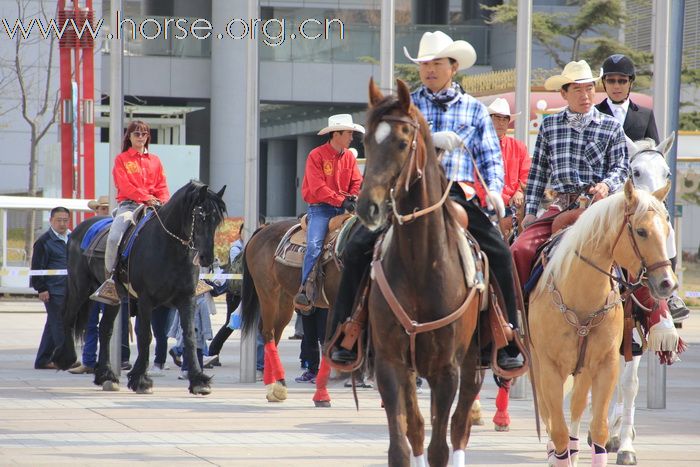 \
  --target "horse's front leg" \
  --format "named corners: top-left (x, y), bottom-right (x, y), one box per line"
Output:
top-left (451, 341), bottom-right (484, 467)
top-left (94, 303), bottom-right (120, 391)
top-left (176, 296), bottom-right (212, 395)
top-left (426, 363), bottom-right (459, 467)
top-left (570, 373), bottom-right (592, 467)
top-left (127, 299), bottom-right (154, 394)
top-left (375, 356), bottom-right (411, 467)
top-left (404, 370), bottom-right (425, 466)
top-left (589, 350), bottom-right (620, 467)
top-left (615, 355), bottom-right (641, 465)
